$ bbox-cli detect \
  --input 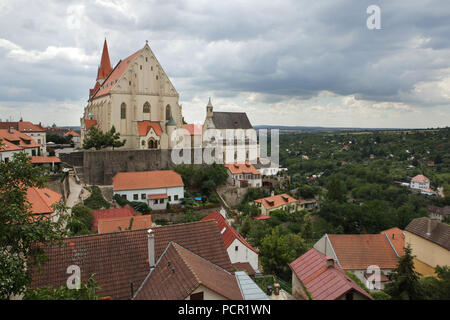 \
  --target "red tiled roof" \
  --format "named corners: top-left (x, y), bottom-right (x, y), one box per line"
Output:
top-left (91, 49), bottom-right (142, 100)
top-left (97, 39), bottom-right (113, 80)
top-left (254, 215), bottom-right (271, 220)
top-left (327, 234), bottom-right (399, 270)
top-left (84, 119), bottom-right (98, 131)
top-left (381, 227), bottom-right (405, 256)
top-left (224, 162), bottom-right (261, 175)
top-left (113, 170), bottom-right (184, 191)
top-left (134, 242), bottom-right (243, 300)
top-left (232, 262), bottom-right (256, 276)
top-left (31, 156), bottom-right (61, 164)
top-left (254, 193), bottom-right (297, 210)
top-left (0, 129), bottom-right (40, 150)
top-left (289, 248), bottom-right (373, 300)
top-left (91, 205), bottom-right (138, 232)
top-left (30, 220), bottom-right (233, 300)
top-left (98, 215), bottom-right (152, 234)
top-left (411, 174), bottom-right (430, 183)
top-left (201, 210), bottom-right (259, 254)
top-left (0, 121), bottom-right (45, 132)
top-left (26, 187), bottom-right (62, 215)
top-left (182, 124), bottom-right (203, 136)
top-left (64, 130), bottom-right (80, 137)
top-left (137, 121), bottom-right (163, 137)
